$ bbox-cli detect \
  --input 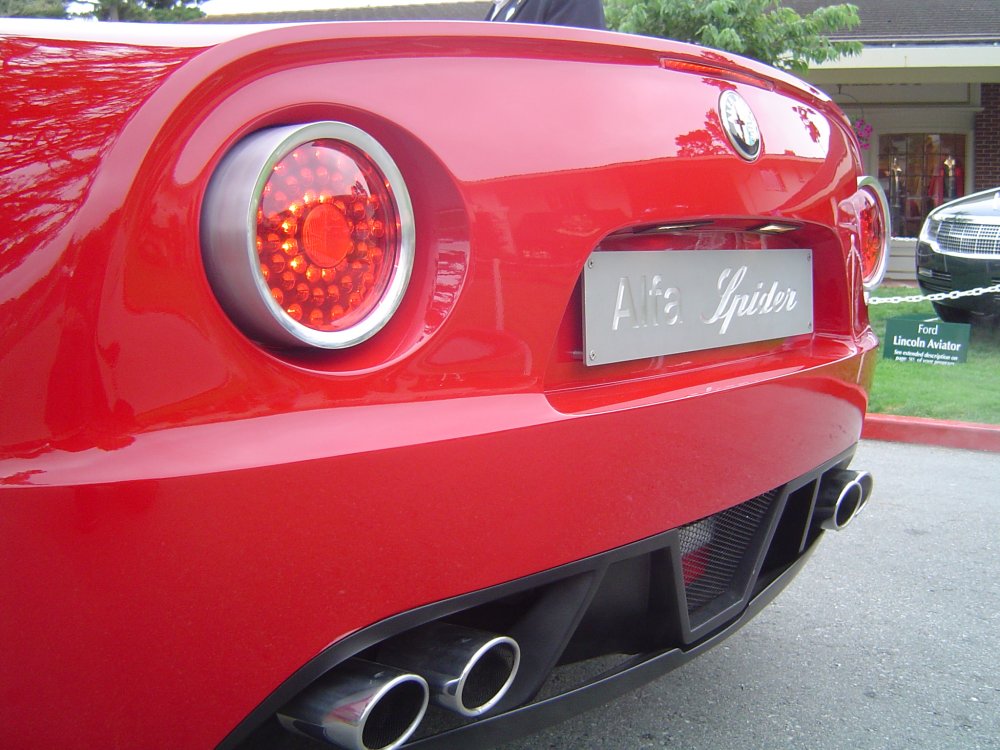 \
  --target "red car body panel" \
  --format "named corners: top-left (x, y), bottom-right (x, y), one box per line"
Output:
top-left (1, 20), bottom-right (878, 749)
